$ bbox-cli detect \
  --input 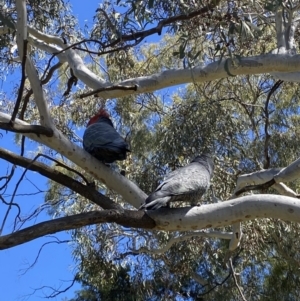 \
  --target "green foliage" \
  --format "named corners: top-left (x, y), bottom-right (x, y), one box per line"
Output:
top-left (2, 0), bottom-right (300, 300)
top-left (61, 71), bottom-right (300, 300)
